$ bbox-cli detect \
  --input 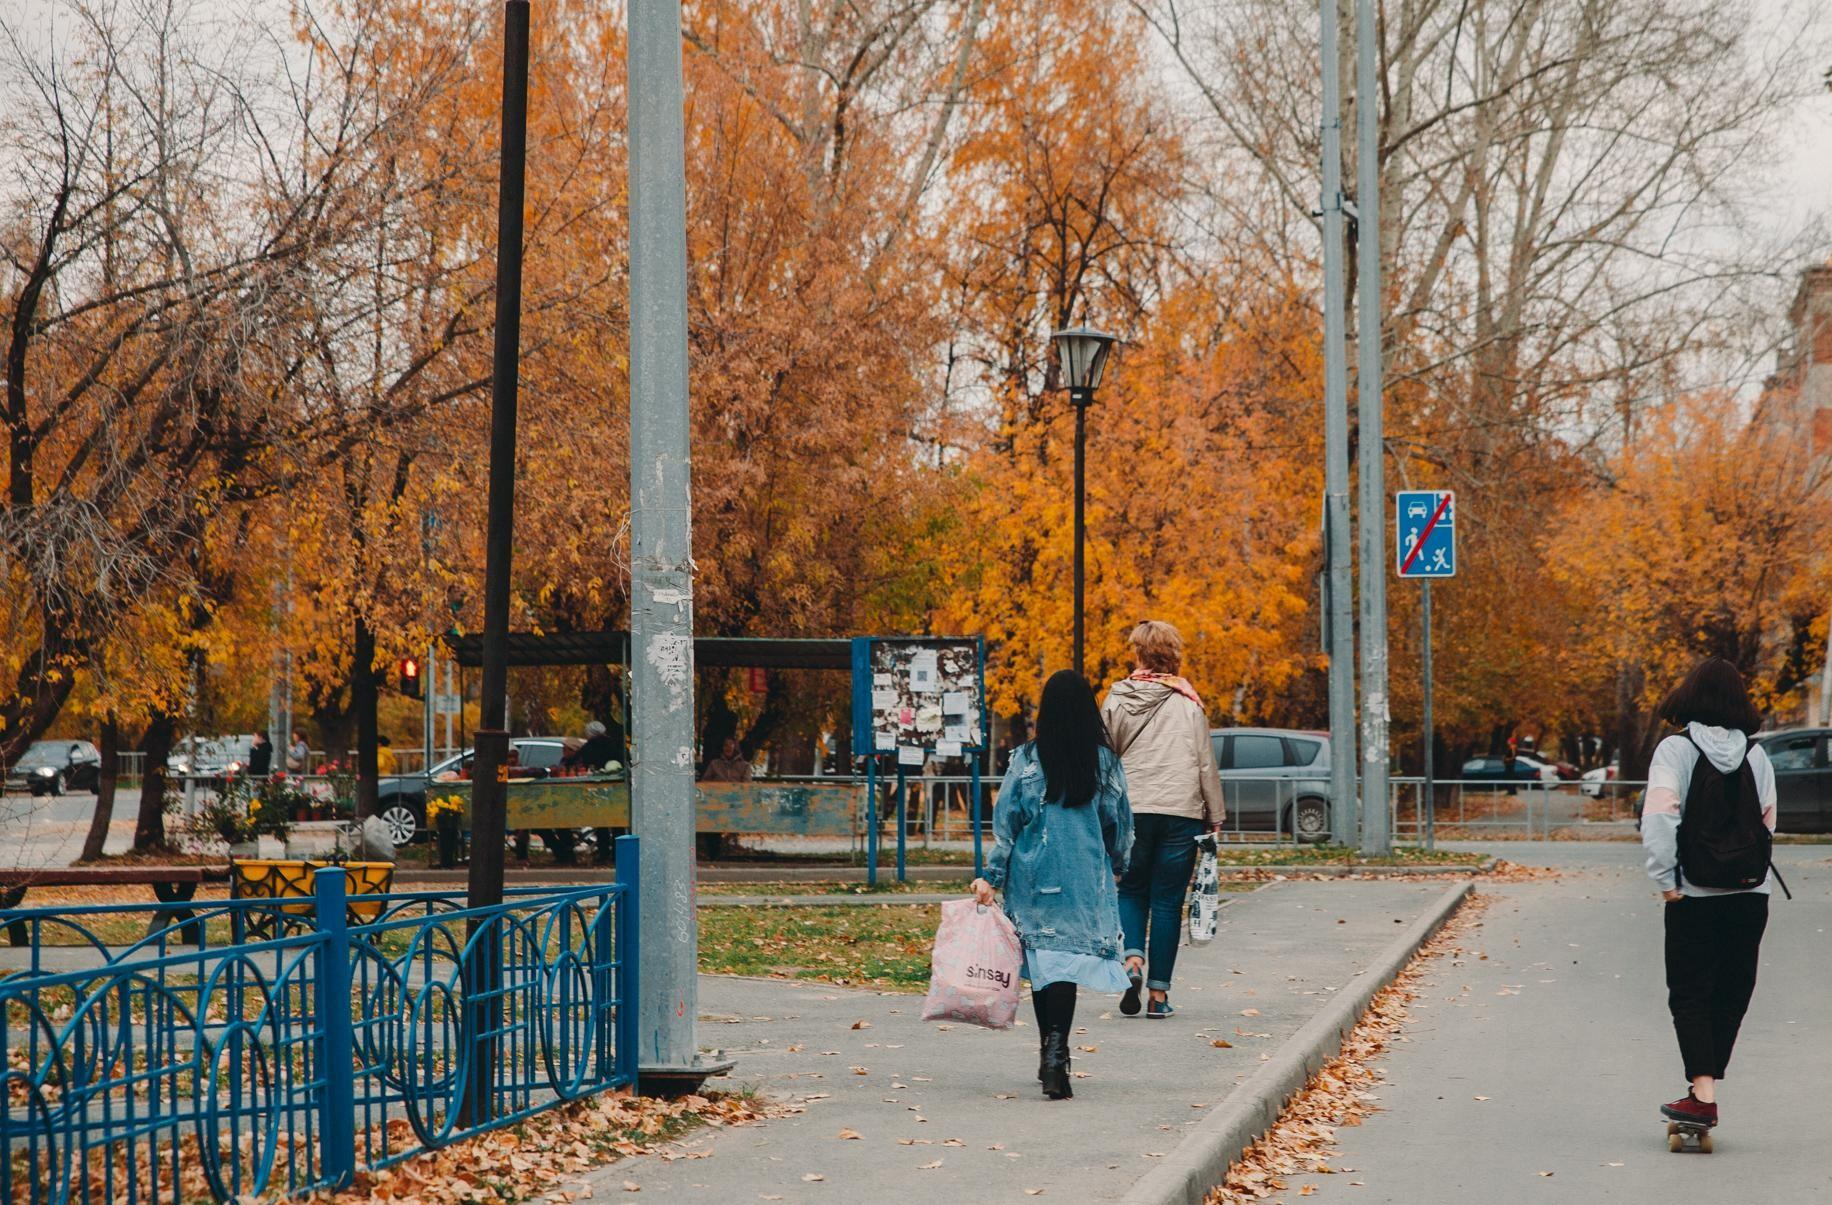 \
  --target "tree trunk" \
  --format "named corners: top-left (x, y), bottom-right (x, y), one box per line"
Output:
top-left (135, 712), bottom-right (177, 851)
top-left (354, 613), bottom-right (378, 818)
top-left (79, 714), bottom-right (120, 862)
top-left (0, 629), bottom-right (85, 765)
